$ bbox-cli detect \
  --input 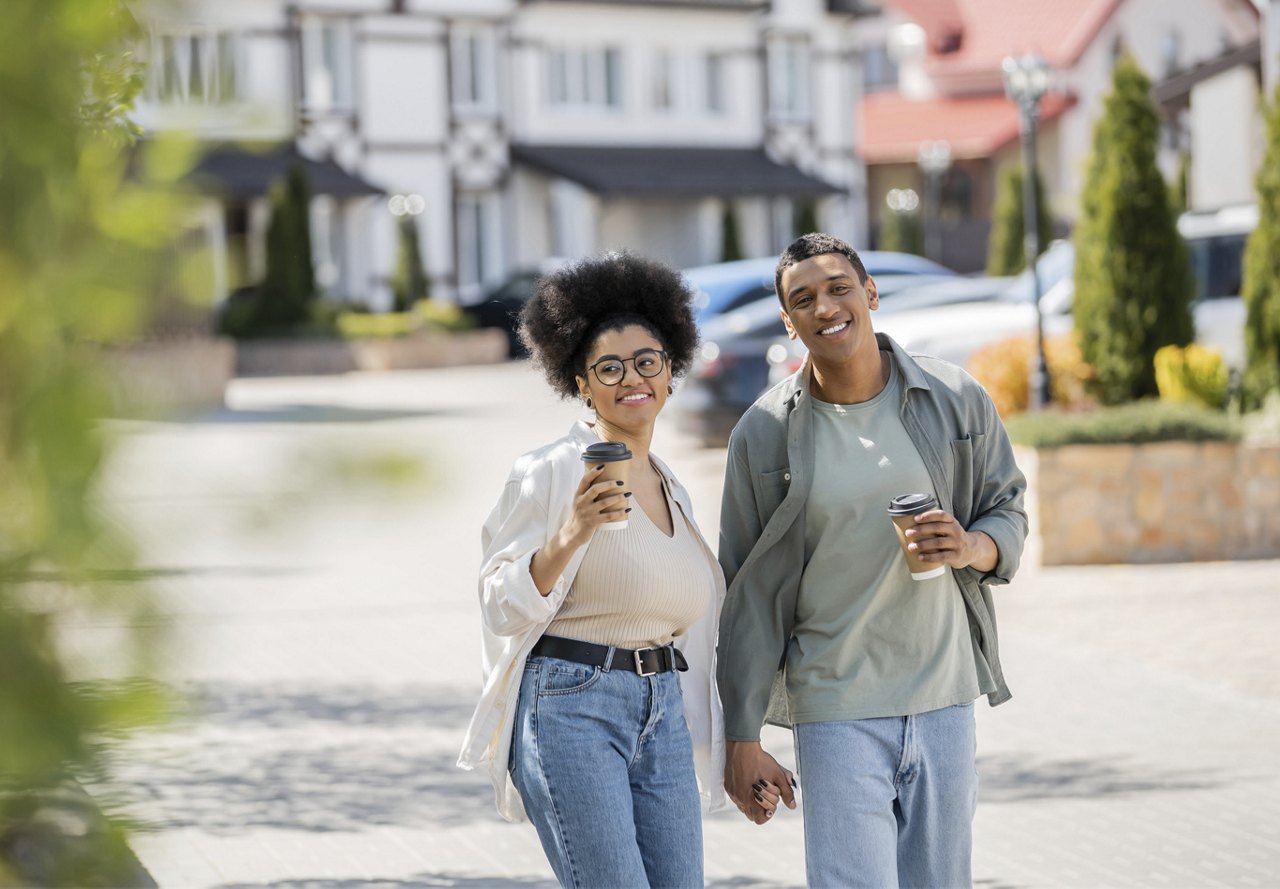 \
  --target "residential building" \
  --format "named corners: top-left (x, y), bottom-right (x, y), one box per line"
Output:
top-left (856, 0), bottom-right (1261, 271)
top-left (134, 0), bottom-right (873, 310)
